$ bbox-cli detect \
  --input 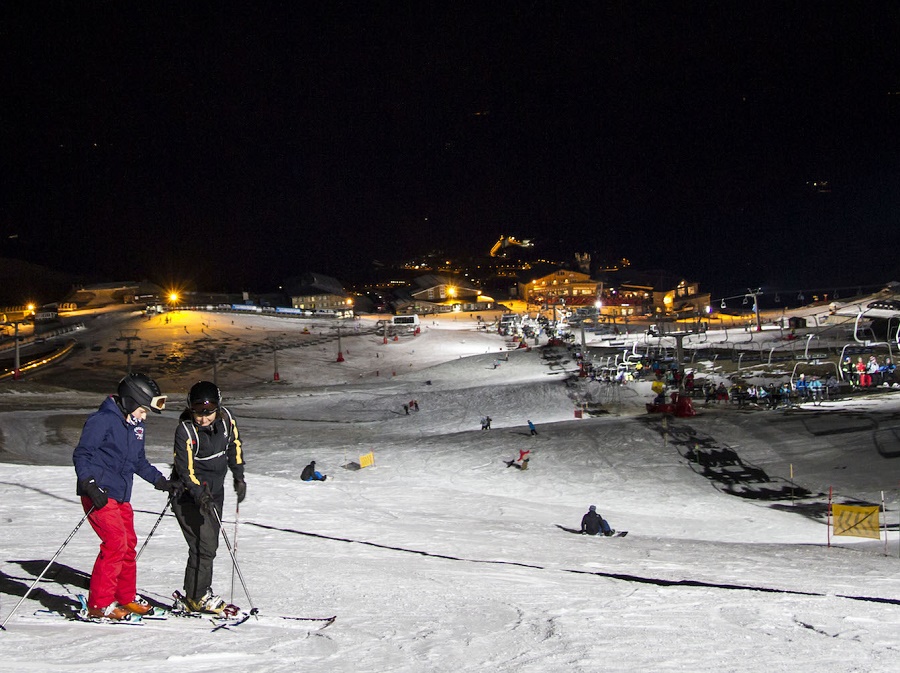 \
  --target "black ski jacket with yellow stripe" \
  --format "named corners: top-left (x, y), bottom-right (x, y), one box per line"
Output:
top-left (172, 406), bottom-right (244, 503)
